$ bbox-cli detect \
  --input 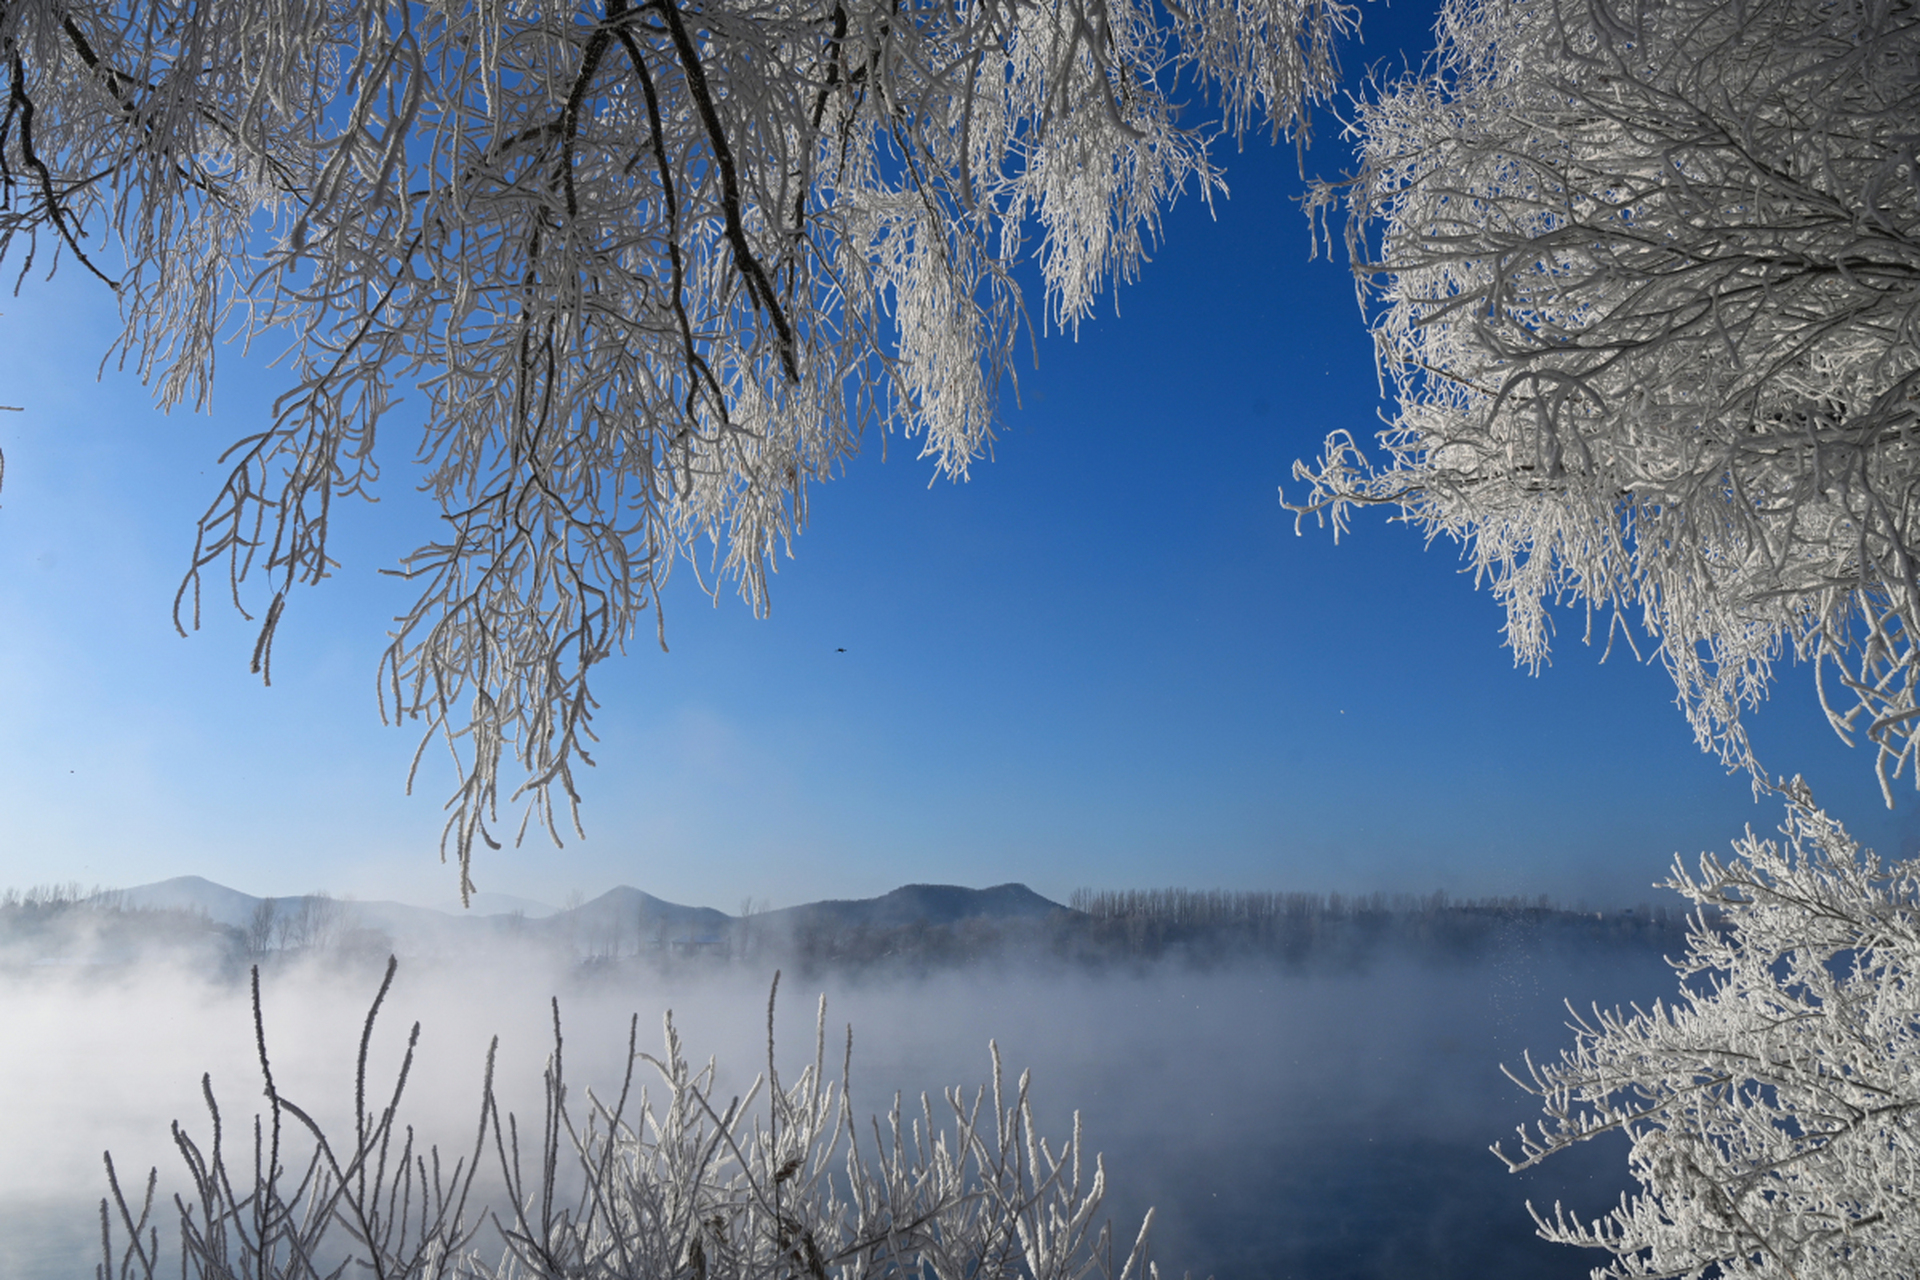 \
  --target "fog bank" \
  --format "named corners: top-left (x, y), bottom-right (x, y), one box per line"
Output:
top-left (1, 931), bottom-right (1684, 1278)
